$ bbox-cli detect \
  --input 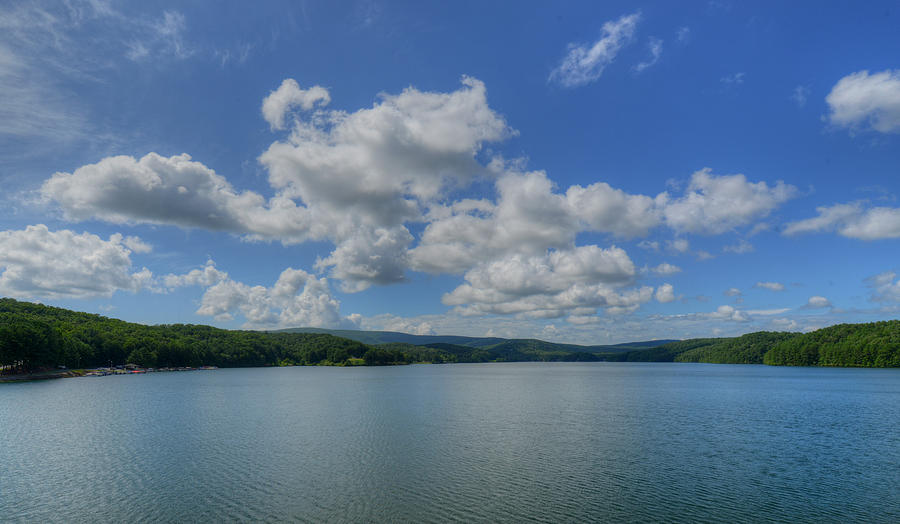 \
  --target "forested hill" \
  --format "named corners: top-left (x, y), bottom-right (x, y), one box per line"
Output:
top-left (0, 298), bottom-right (673, 373)
top-left (607, 324), bottom-right (900, 367)
top-left (3, 298), bottom-right (899, 372)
